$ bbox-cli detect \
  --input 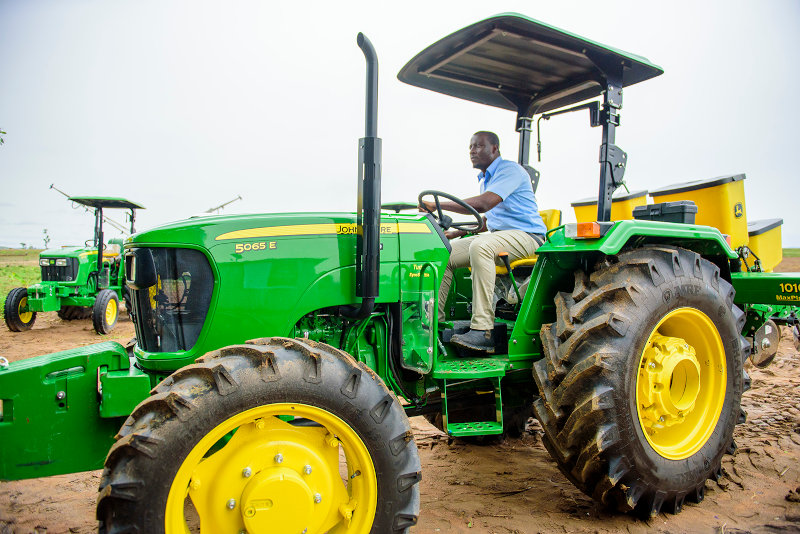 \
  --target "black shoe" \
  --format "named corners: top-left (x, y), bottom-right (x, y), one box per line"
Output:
top-left (450, 329), bottom-right (495, 353)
